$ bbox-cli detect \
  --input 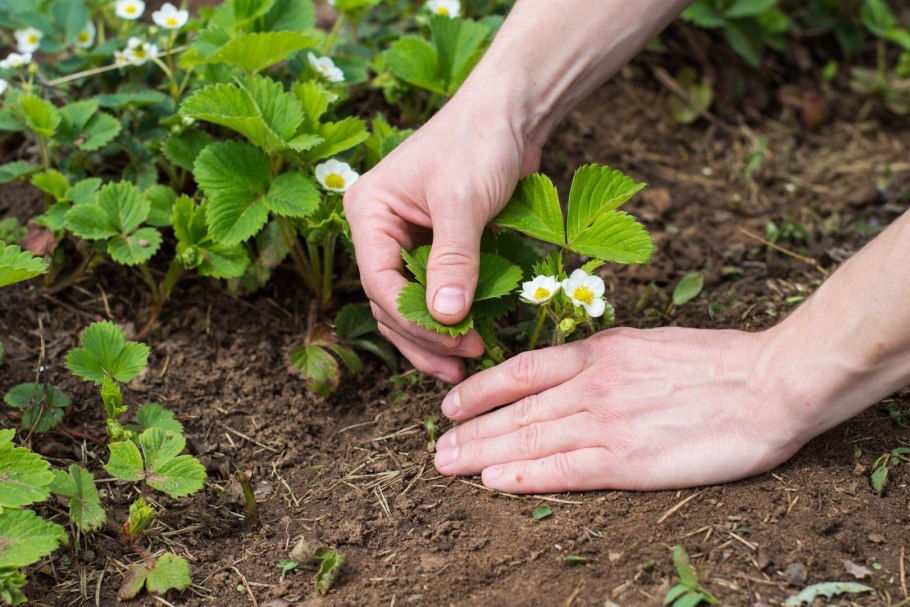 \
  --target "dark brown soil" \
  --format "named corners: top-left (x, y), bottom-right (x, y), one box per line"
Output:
top-left (3, 72), bottom-right (910, 607)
